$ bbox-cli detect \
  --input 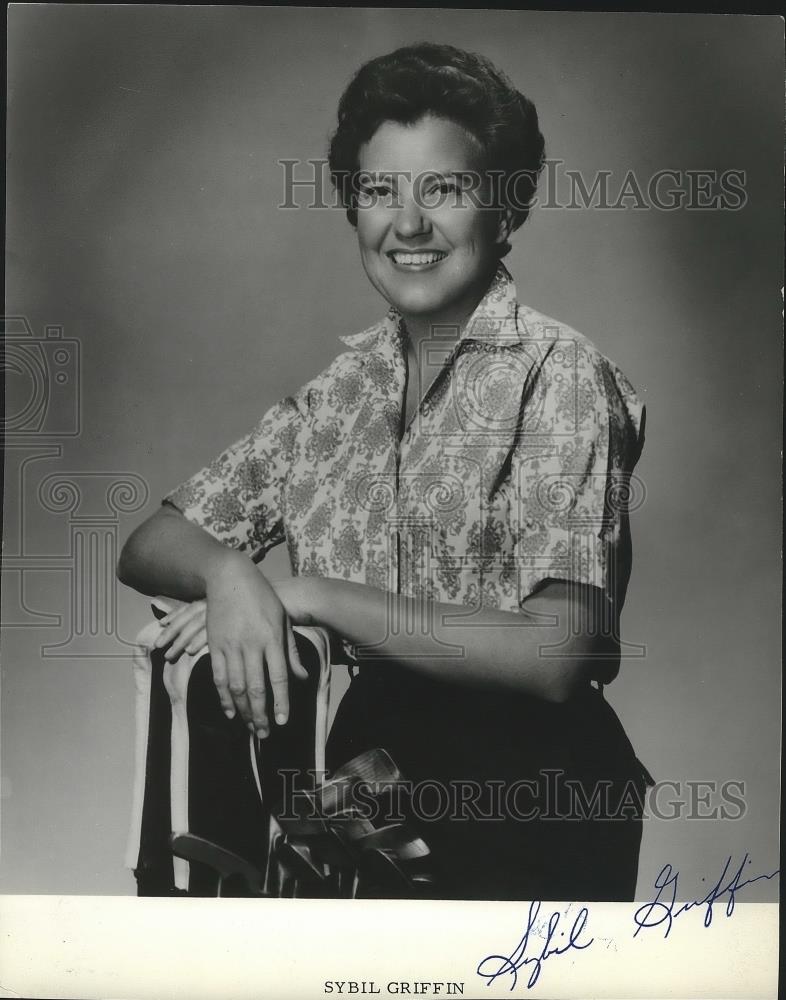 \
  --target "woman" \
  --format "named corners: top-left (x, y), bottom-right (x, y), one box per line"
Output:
top-left (118, 42), bottom-right (649, 900)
